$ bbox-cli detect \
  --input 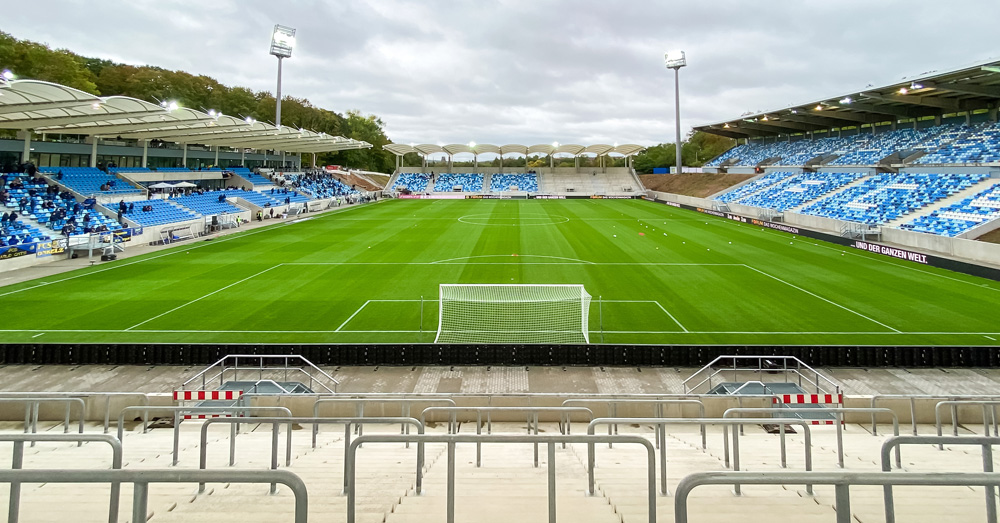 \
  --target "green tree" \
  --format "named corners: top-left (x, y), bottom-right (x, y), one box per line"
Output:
top-left (0, 31), bottom-right (98, 93)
